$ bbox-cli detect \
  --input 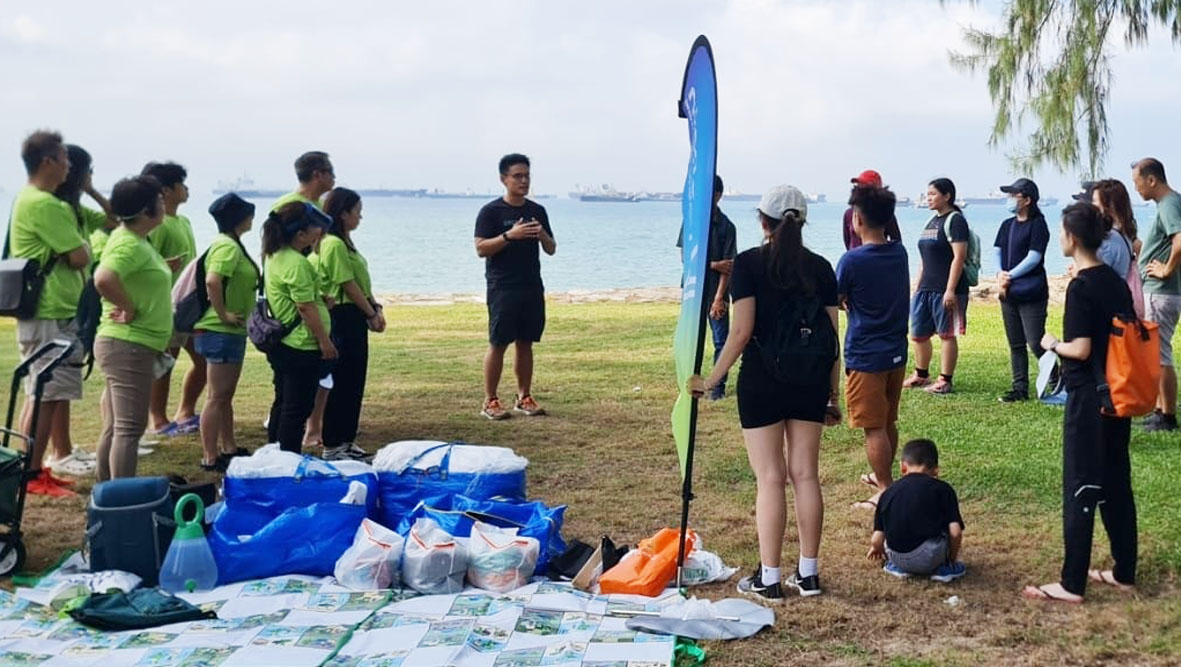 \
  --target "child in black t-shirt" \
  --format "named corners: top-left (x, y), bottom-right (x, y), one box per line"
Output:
top-left (867, 439), bottom-right (966, 582)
